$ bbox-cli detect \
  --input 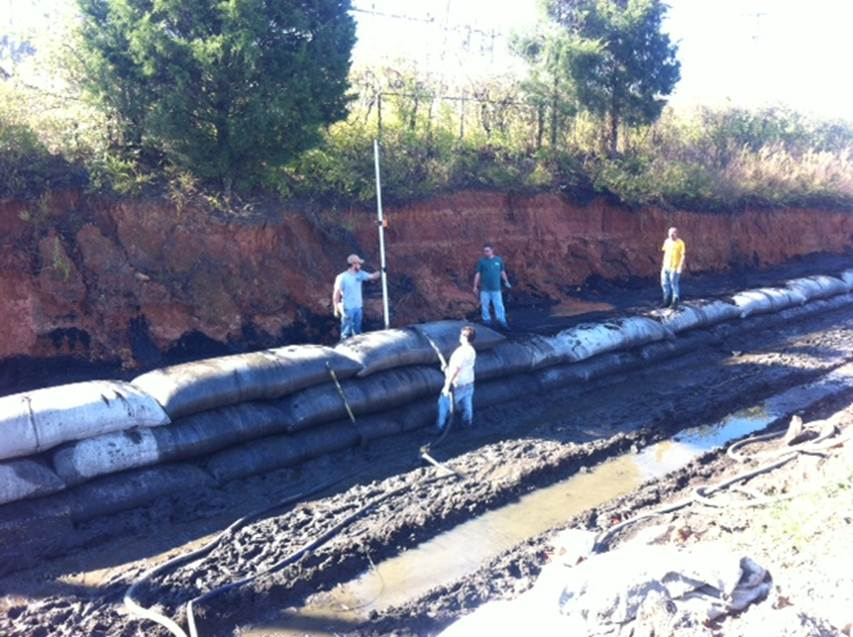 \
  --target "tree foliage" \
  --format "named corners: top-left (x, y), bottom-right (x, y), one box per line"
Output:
top-left (75, 0), bottom-right (356, 192)
top-left (540, 0), bottom-right (680, 155)
top-left (511, 29), bottom-right (577, 150)
top-left (3, 4), bottom-right (850, 212)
